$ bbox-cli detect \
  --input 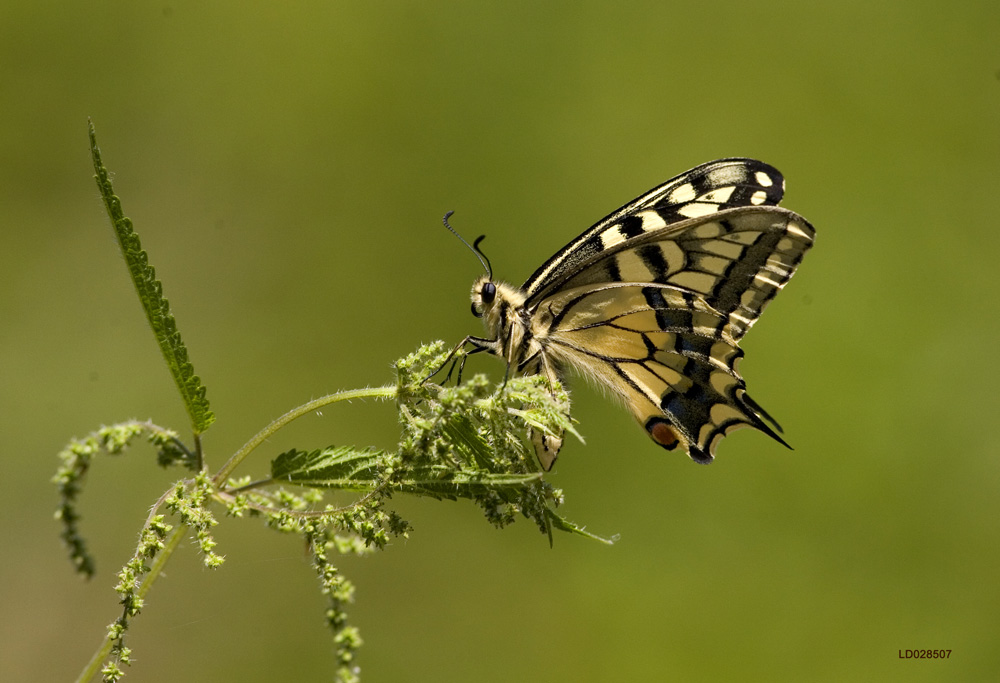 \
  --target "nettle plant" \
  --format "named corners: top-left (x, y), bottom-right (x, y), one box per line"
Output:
top-left (56, 122), bottom-right (609, 683)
